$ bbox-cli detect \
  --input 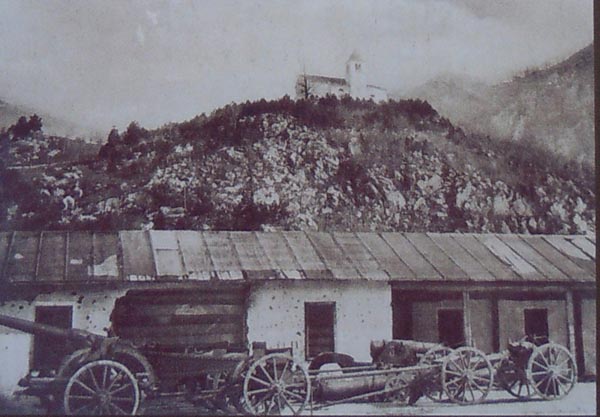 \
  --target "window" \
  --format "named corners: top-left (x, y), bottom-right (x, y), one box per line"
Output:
top-left (437, 309), bottom-right (464, 348)
top-left (305, 302), bottom-right (335, 359)
top-left (33, 306), bottom-right (73, 372)
top-left (524, 308), bottom-right (549, 343)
